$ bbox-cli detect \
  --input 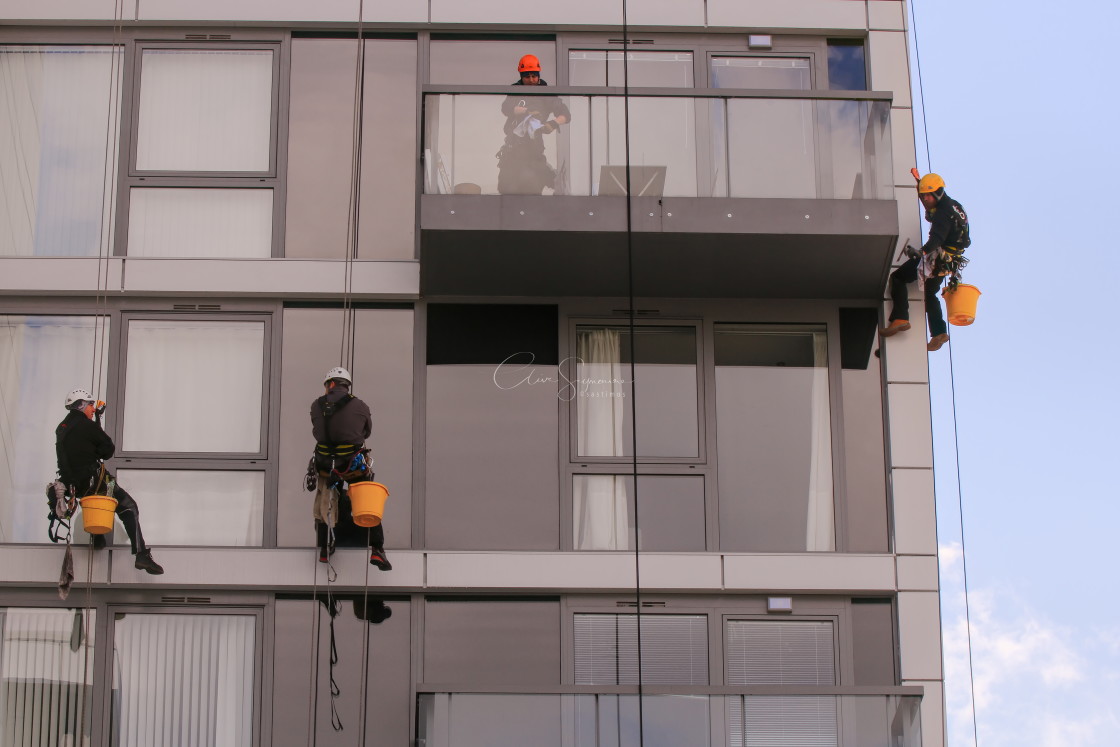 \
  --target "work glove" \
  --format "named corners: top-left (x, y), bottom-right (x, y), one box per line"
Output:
top-left (94, 400), bottom-right (106, 416)
top-left (902, 243), bottom-right (920, 261)
top-left (539, 120), bottom-right (559, 134)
